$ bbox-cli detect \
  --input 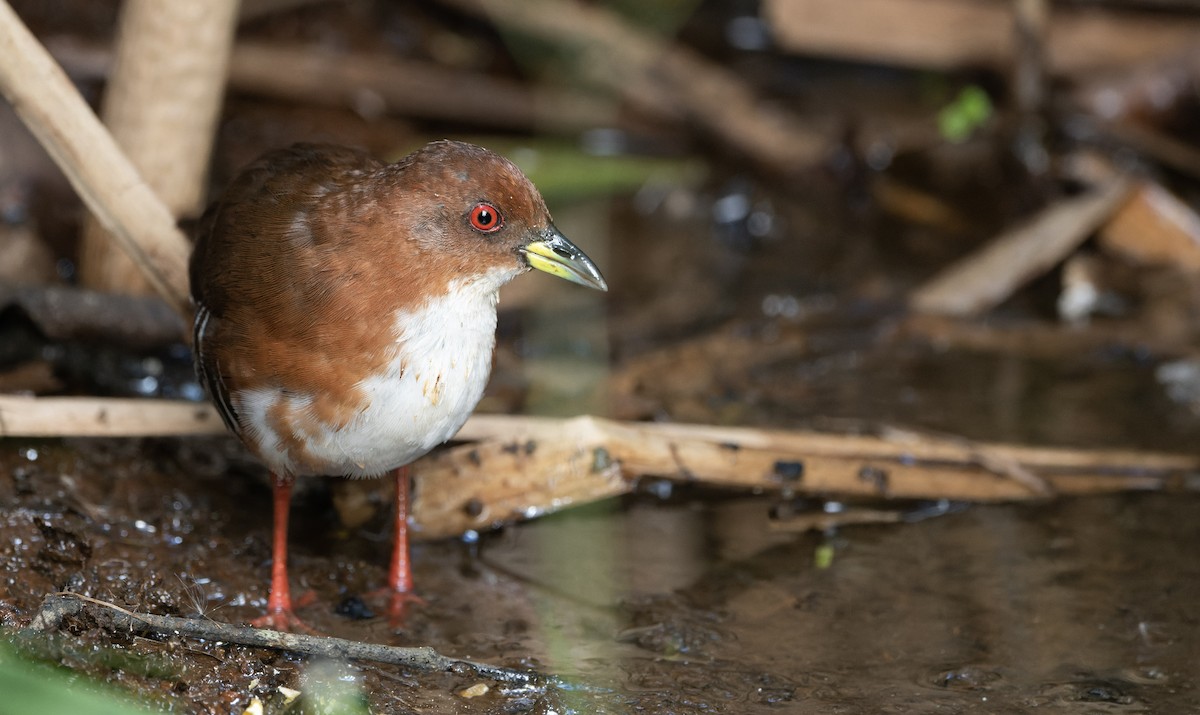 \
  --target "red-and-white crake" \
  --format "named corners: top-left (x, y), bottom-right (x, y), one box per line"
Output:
top-left (189, 140), bottom-right (607, 630)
